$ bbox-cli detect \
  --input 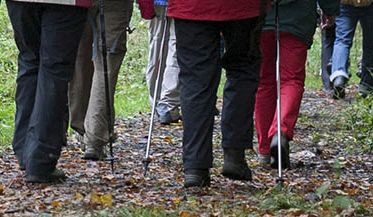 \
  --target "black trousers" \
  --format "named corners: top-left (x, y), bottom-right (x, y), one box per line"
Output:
top-left (321, 25), bottom-right (336, 91)
top-left (6, 1), bottom-right (87, 176)
top-left (175, 18), bottom-right (262, 170)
